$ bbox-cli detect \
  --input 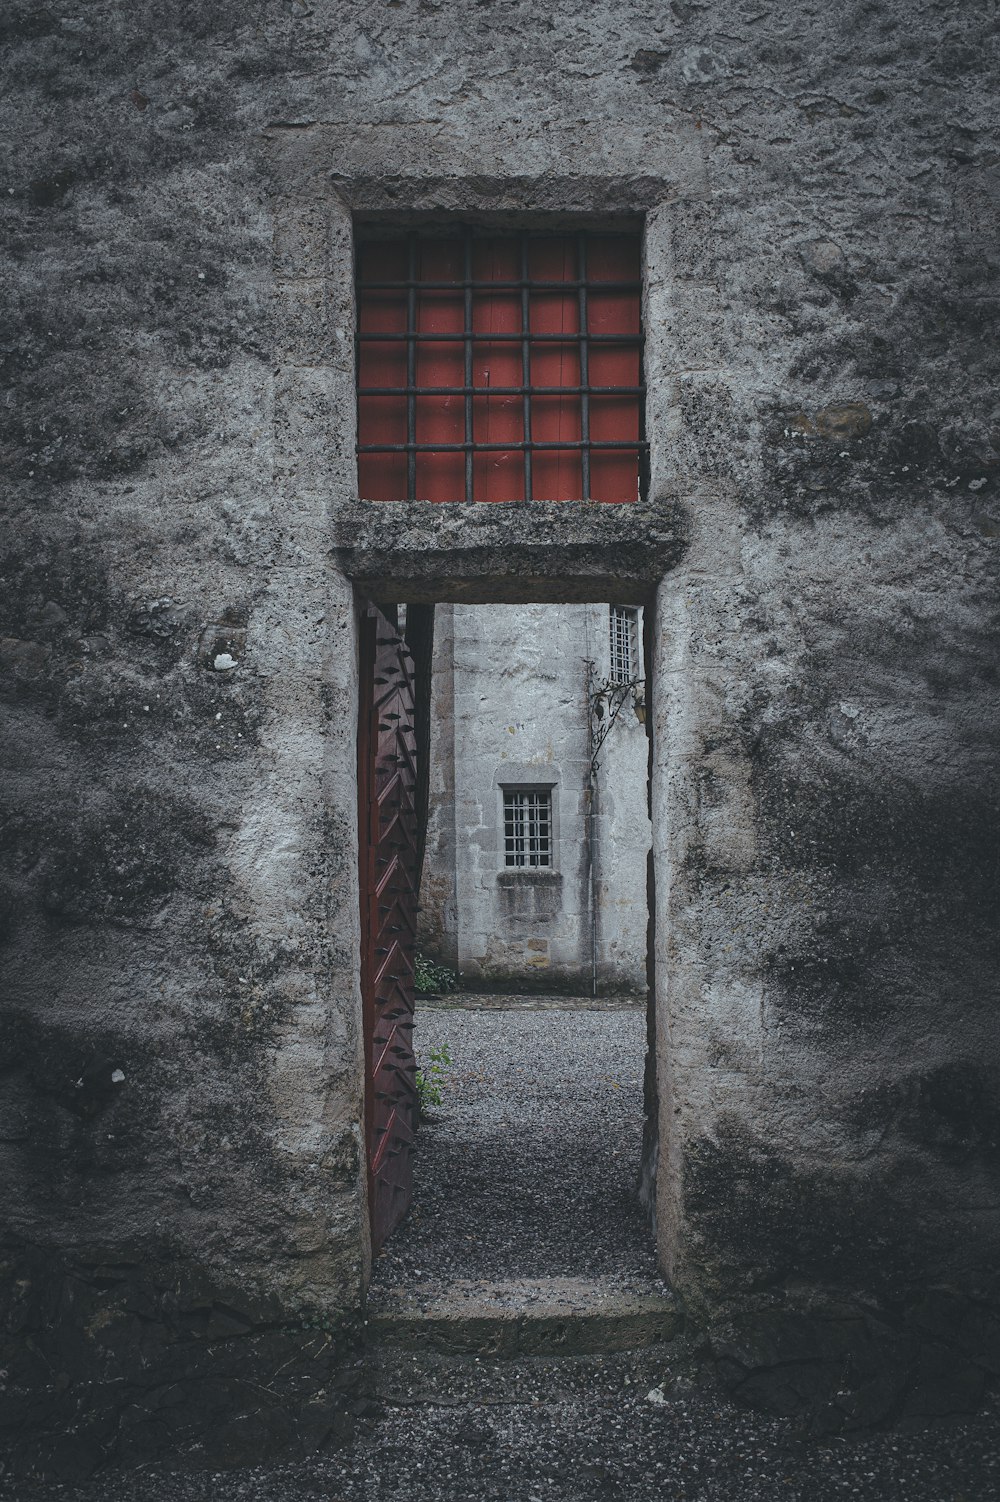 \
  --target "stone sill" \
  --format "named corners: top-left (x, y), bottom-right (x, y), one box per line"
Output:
top-left (496, 869), bottom-right (563, 887)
